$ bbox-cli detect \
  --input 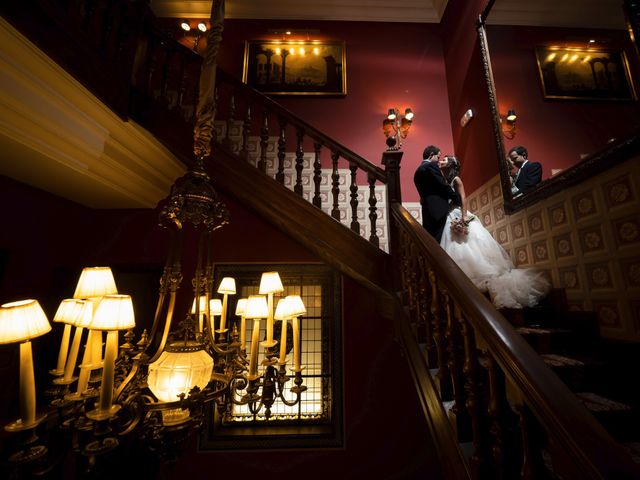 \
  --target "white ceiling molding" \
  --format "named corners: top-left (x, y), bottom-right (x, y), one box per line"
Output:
top-left (150, 0), bottom-right (446, 23)
top-left (0, 18), bottom-right (186, 209)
